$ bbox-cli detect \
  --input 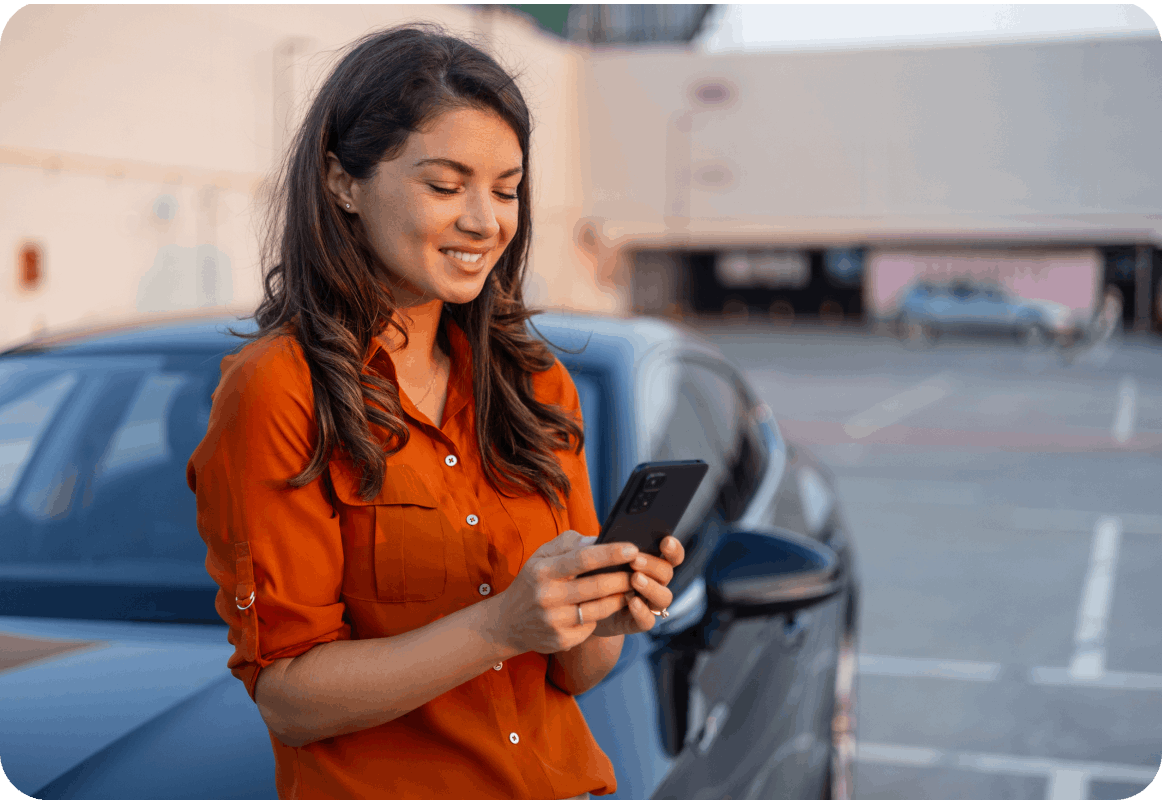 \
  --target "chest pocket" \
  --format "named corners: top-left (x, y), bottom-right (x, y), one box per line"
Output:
top-left (331, 462), bottom-right (448, 603)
